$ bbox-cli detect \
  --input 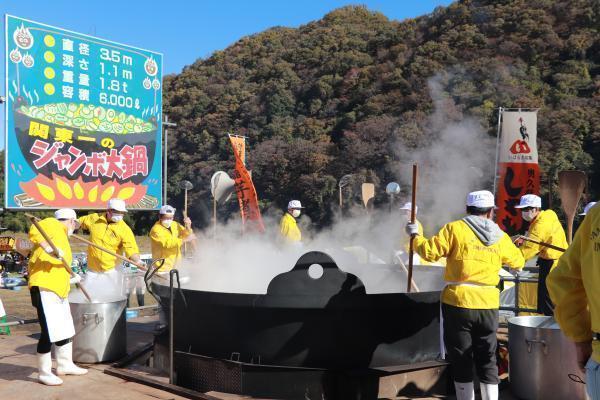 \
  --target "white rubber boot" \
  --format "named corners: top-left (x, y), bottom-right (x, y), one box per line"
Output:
top-left (454, 381), bottom-right (475, 400)
top-left (56, 342), bottom-right (88, 376)
top-left (480, 382), bottom-right (499, 400)
top-left (37, 352), bottom-right (63, 386)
